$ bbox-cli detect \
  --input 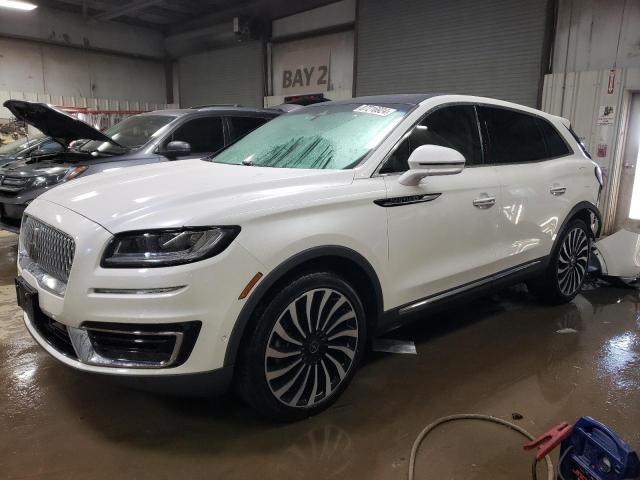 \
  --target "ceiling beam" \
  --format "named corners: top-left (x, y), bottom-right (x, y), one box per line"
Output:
top-left (92, 0), bottom-right (165, 21)
top-left (50, 0), bottom-right (113, 12)
top-left (168, 0), bottom-right (263, 34)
